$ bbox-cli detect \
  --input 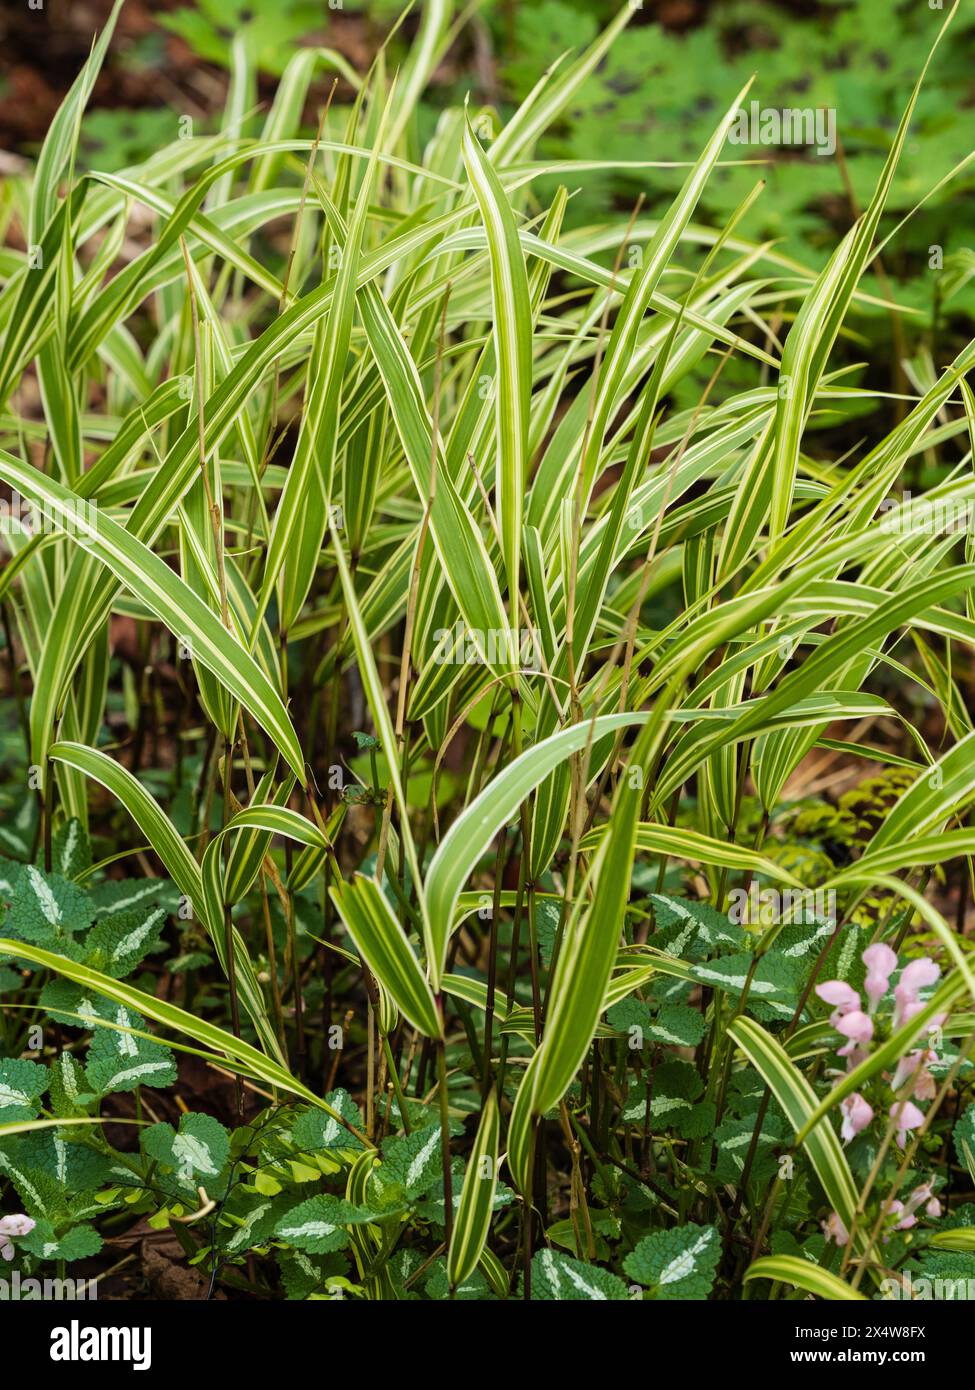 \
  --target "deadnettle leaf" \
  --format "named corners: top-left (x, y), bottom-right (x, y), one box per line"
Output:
top-left (273, 1194), bottom-right (377, 1254)
top-left (608, 998), bottom-right (707, 1050)
top-left (0, 801), bottom-right (36, 862)
top-left (417, 1165), bottom-right (513, 1228)
top-left (938, 1202), bottom-right (975, 1232)
top-left (50, 818), bottom-right (91, 880)
top-left (651, 975), bottom-right (697, 1009)
top-left (712, 1115), bottom-right (785, 1188)
top-left (650, 894), bottom-right (747, 957)
top-left (39, 978), bottom-right (108, 1028)
top-left (386, 1246), bottom-right (427, 1297)
top-left (166, 952), bottom-right (210, 975)
top-left (623, 1223), bottom-right (721, 1299)
top-left (623, 1093), bottom-right (712, 1142)
top-left (529, 1248), bottom-right (630, 1301)
top-left (12, 1128), bottom-right (111, 1192)
top-left (769, 1229), bottom-right (827, 1266)
top-left (819, 921), bottom-right (867, 992)
top-left (21, 1219), bottom-right (103, 1264)
top-left (291, 1089), bottom-right (365, 1153)
top-left (84, 1003), bottom-right (177, 1095)
top-left (143, 1113), bottom-right (231, 1187)
top-left (0, 1058), bottom-right (50, 1123)
top-left (691, 952), bottom-right (799, 1023)
top-left (648, 1003), bottom-right (708, 1048)
top-left (623, 1060), bottom-right (715, 1139)
top-left (533, 898), bottom-right (561, 968)
top-left (653, 1058), bottom-right (703, 1103)
top-left (46, 1054), bottom-right (89, 1118)
top-left (89, 877), bottom-right (181, 919)
top-left (0, 1139), bottom-right (68, 1222)
top-left (220, 1196), bottom-right (290, 1256)
top-left (425, 1260), bottom-right (496, 1301)
top-left (772, 917), bottom-right (866, 1000)
top-left (84, 905), bottom-right (168, 978)
top-left (370, 1123), bottom-right (457, 1207)
top-left (773, 916), bottom-right (838, 962)
top-left (606, 997), bottom-right (648, 1034)
top-left (276, 1248), bottom-right (347, 1300)
top-left (7, 865), bottom-right (94, 944)
top-left (548, 1208), bottom-right (622, 1258)
top-left (908, 1251), bottom-right (975, 1293)
top-left (955, 1102), bottom-right (975, 1179)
